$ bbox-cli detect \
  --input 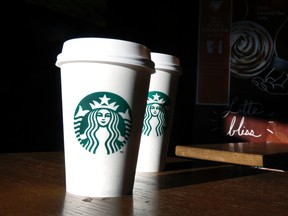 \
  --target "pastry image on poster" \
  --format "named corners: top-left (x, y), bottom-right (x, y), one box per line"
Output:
top-left (196, 0), bottom-right (288, 144)
top-left (224, 0), bottom-right (288, 142)
top-left (231, 0), bottom-right (288, 96)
